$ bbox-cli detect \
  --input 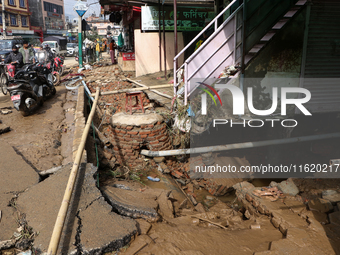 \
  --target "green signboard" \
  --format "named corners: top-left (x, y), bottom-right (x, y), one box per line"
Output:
top-left (141, 6), bottom-right (215, 31)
